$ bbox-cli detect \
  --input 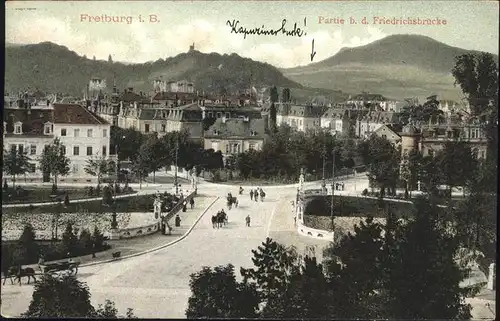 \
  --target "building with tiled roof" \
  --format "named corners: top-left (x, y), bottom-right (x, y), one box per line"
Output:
top-left (355, 111), bottom-right (400, 138)
top-left (320, 108), bottom-right (364, 137)
top-left (204, 117), bottom-right (267, 157)
top-left (266, 102), bottom-right (326, 132)
top-left (3, 103), bottom-right (111, 182)
top-left (372, 124), bottom-right (403, 146)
